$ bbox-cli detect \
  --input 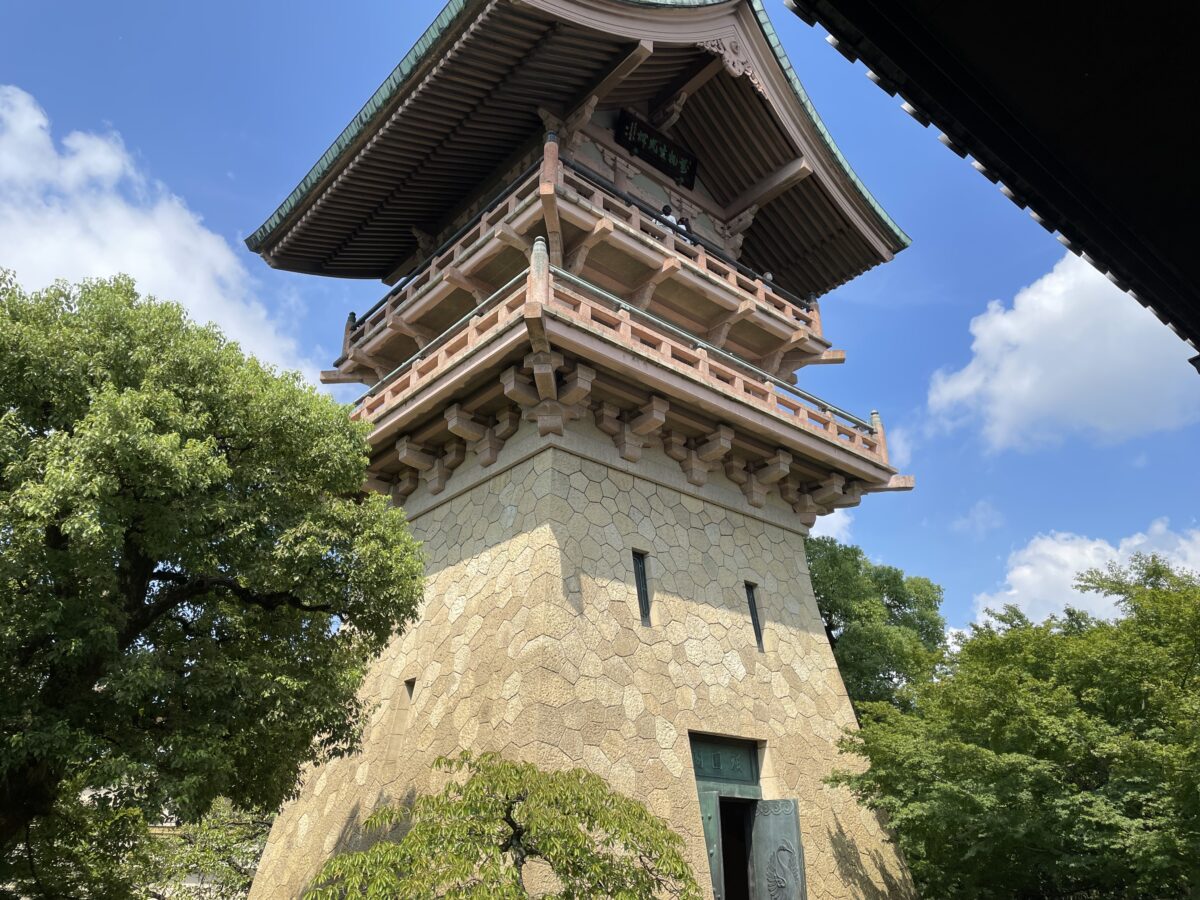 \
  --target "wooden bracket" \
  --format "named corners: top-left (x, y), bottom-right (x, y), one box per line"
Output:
top-left (384, 315), bottom-right (436, 348)
top-left (596, 396), bottom-right (668, 462)
top-left (395, 436), bottom-right (435, 471)
top-left (663, 426), bottom-right (732, 486)
top-left (559, 363), bottom-right (596, 406)
top-left (757, 450), bottom-right (792, 485)
top-left (496, 224), bottom-right (533, 257)
top-left (501, 367), bottom-right (540, 408)
top-left (411, 225), bottom-right (435, 255)
top-left (566, 218), bottom-right (613, 274)
top-left (393, 470), bottom-right (420, 504)
top-left (722, 159), bottom-right (812, 220)
top-left (442, 266), bottom-right (493, 303)
top-left (425, 440), bottom-right (466, 495)
top-left (706, 300), bottom-right (755, 347)
top-left (650, 90), bottom-right (688, 130)
top-left (629, 257), bottom-right (681, 309)
top-left (696, 426), bottom-right (733, 462)
top-left (811, 473), bottom-right (846, 507)
top-left (445, 404), bottom-right (487, 442)
top-left (524, 351), bottom-right (565, 400)
top-left (524, 398), bottom-right (581, 437)
top-left (471, 408), bottom-right (521, 468)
